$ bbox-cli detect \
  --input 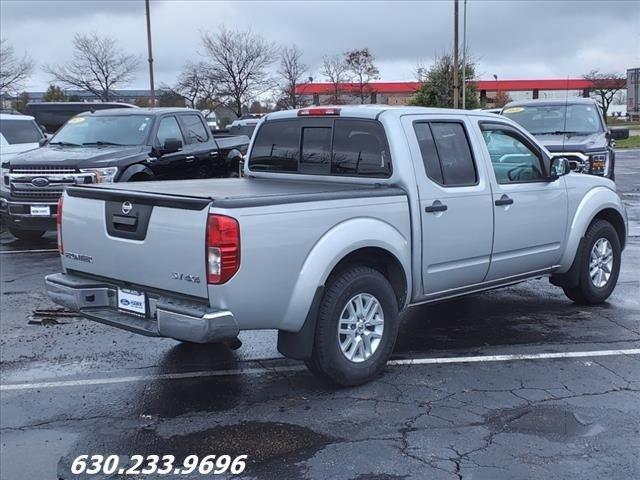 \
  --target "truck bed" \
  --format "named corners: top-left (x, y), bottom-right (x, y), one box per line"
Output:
top-left (67, 177), bottom-right (406, 208)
